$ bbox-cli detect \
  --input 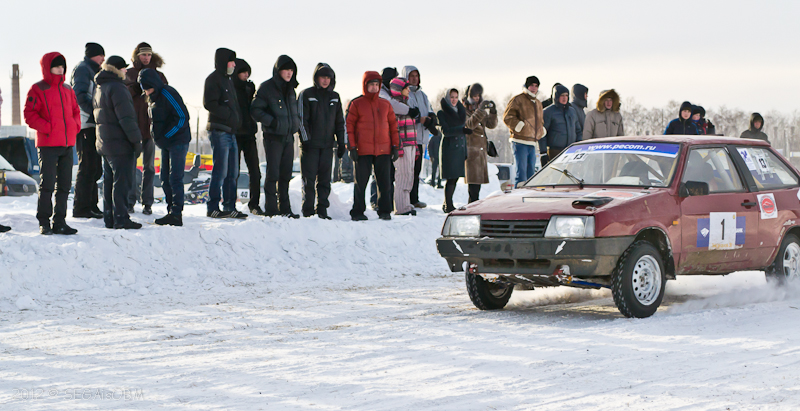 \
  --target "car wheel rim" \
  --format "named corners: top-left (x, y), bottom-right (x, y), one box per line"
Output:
top-left (488, 283), bottom-right (510, 298)
top-left (783, 243), bottom-right (800, 281)
top-left (631, 255), bottom-right (662, 306)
